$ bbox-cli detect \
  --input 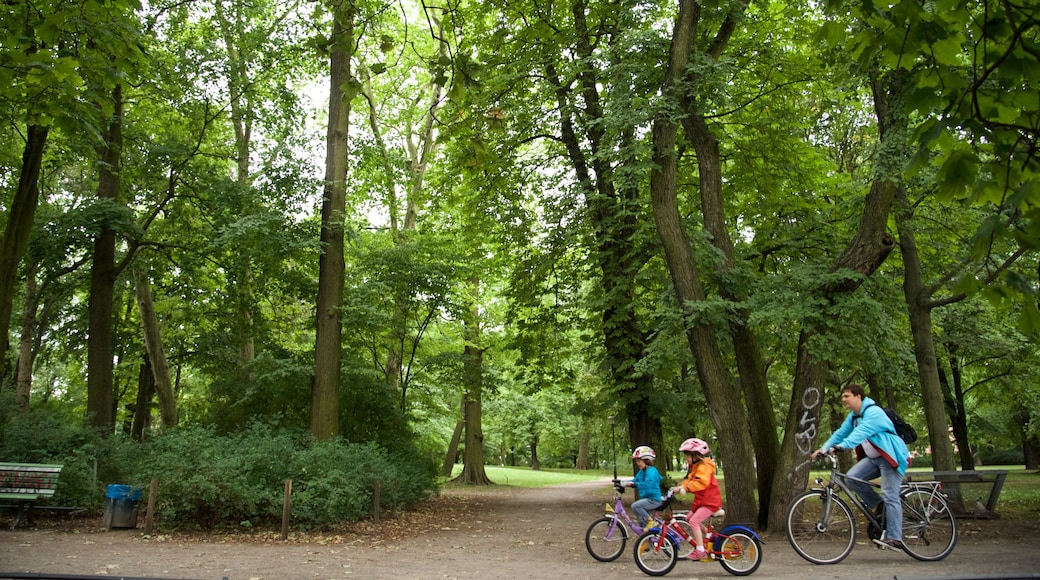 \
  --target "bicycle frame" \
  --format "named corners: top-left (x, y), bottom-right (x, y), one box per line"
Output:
top-left (810, 454), bottom-right (949, 533)
top-left (646, 495), bottom-right (760, 561)
top-left (789, 451), bottom-right (958, 565)
top-left (603, 489), bottom-right (649, 536)
top-left (811, 455), bottom-right (888, 532)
